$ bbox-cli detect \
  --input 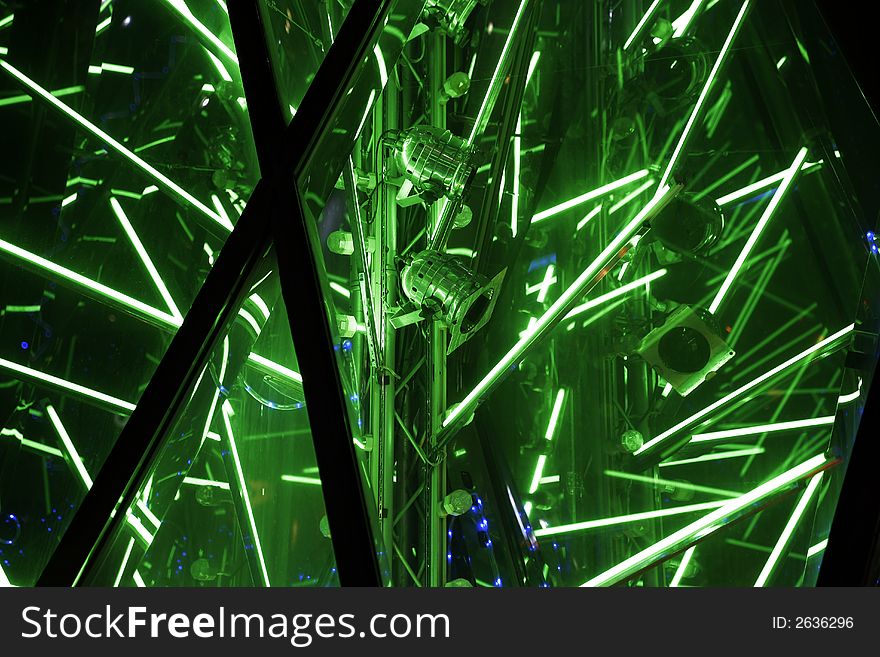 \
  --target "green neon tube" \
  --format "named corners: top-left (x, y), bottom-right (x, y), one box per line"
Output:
top-left (113, 538), bottom-right (136, 587)
top-left (693, 154), bottom-right (760, 202)
top-left (715, 160), bottom-right (821, 206)
top-left (623, 0), bottom-right (661, 50)
top-left (528, 390), bottom-right (567, 494)
top-left (183, 476), bottom-right (231, 490)
top-left (281, 475), bottom-right (323, 486)
top-left (660, 447), bottom-right (764, 467)
top-left (532, 170), bottom-right (650, 223)
top-left (709, 147), bottom-right (808, 314)
top-left (604, 470), bottom-right (740, 498)
top-left (807, 538), bottom-right (828, 558)
top-left (635, 324), bottom-right (853, 456)
top-left (221, 400), bottom-right (271, 586)
top-left (512, 51), bottom-right (541, 239)
top-left (671, 0), bottom-right (705, 38)
top-left (535, 265), bottom-right (556, 303)
top-left (669, 546), bottom-right (695, 587)
top-left (691, 416), bottom-right (835, 443)
top-left (565, 269), bottom-right (667, 319)
top-left (444, 187), bottom-right (674, 431)
top-left (0, 356), bottom-right (135, 412)
top-left (582, 454), bottom-right (828, 586)
top-left (46, 405), bottom-right (93, 489)
top-left (755, 472), bottom-right (823, 586)
top-left (110, 197), bottom-right (183, 322)
top-left (0, 59), bottom-right (232, 232)
top-left (161, 0), bottom-right (238, 67)
top-left (607, 179), bottom-right (655, 214)
top-left (1, 427), bottom-right (65, 458)
top-left (0, 236), bottom-right (181, 328)
top-left (658, 0), bottom-right (751, 189)
top-left (576, 204), bottom-right (603, 232)
top-left (534, 501), bottom-right (727, 537)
